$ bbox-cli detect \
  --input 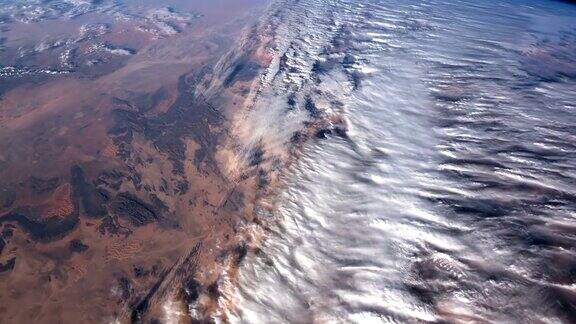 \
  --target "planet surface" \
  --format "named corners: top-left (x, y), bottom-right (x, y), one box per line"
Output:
top-left (1, 0), bottom-right (576, 323)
